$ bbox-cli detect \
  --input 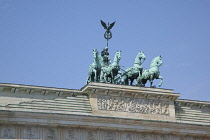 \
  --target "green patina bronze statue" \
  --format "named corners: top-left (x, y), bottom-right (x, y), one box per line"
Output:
top-left (122, 51), bottom-right (146, 85)
top-left (86, 49), bottom-right (164, 88)
top-left (100, 50), bottom-right (121, 84)
top-left (86, 21), bottom-right (164, 88)
top-left (136, 56), bottom-right (163, 87)
top-left (86, 47), bottom-right (122, 84)
top-left (101, 46), bottom-right (111, 67)
top-left (101, 20), bottom-right (115, 47)
top-left (86, 49), bottom-right (101, 83)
